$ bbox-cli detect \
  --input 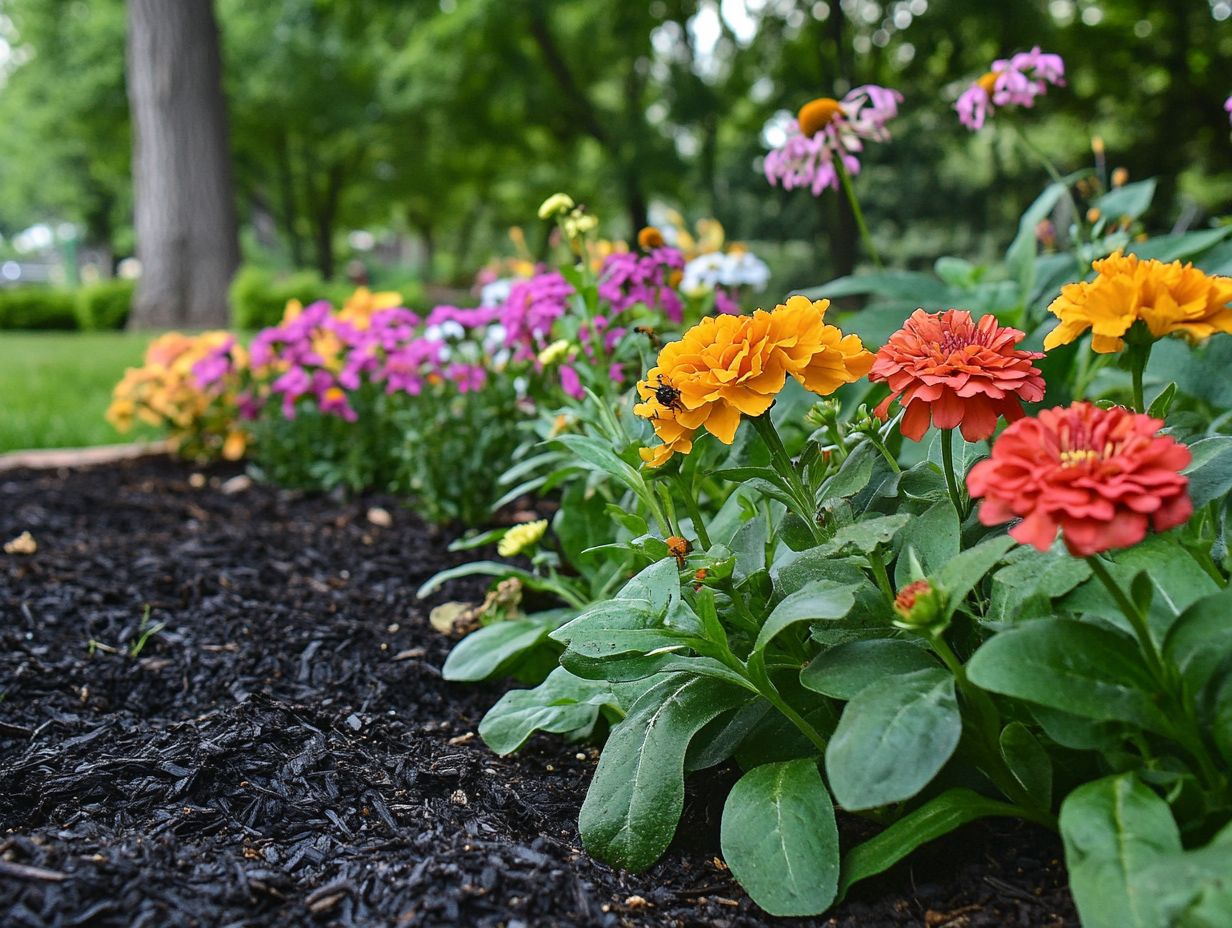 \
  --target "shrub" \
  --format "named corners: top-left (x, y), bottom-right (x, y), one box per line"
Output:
top-left (75, 279), bottom-right (135, 331)
top-left (228, 265), bottom-right (350, 331)
top-left (0, 287), bottom-right (79, 330)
